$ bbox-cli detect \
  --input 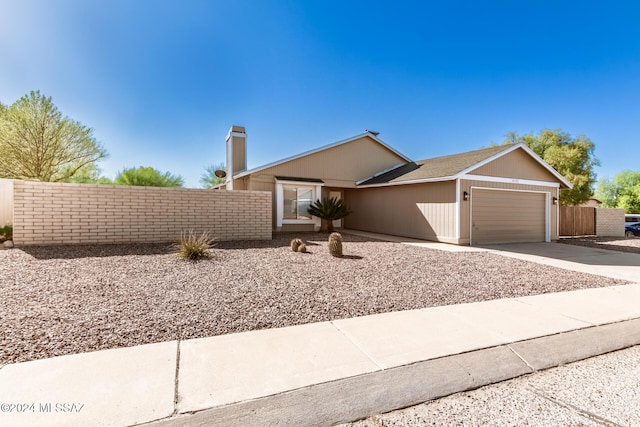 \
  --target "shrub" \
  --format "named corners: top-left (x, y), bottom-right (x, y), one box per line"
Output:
top-left (307, 197), bottom-right (352, 232)
top-left (328, 232), bottom-right (343, 257)
top-left (290, 238), bottom-right (303, 252)
top-left (173, 230), bottom-right (213, 261)
top-left (0, 225), bottom-right (12, 242)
